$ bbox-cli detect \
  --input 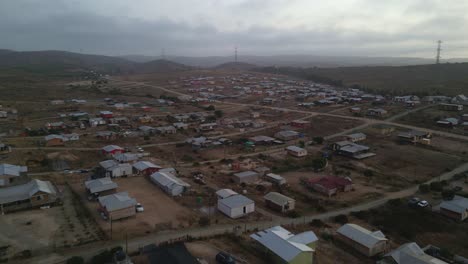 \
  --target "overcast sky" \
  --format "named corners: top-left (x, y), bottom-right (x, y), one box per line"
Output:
top-left (0, 0), bottom-right (467, 58)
